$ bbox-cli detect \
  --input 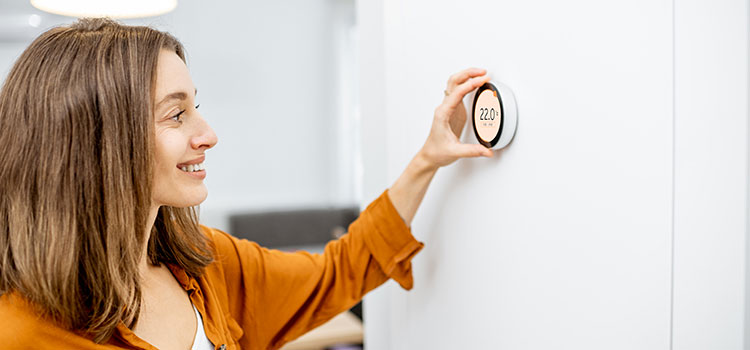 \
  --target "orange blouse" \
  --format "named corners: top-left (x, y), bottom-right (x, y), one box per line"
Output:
top-left (0, 189), bottom-right (424, 349)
